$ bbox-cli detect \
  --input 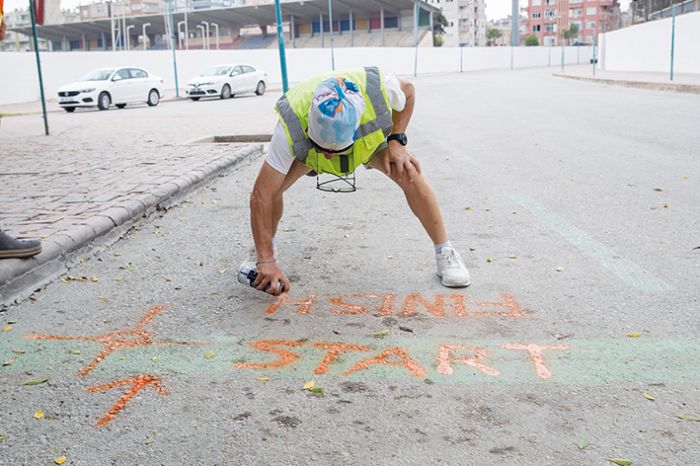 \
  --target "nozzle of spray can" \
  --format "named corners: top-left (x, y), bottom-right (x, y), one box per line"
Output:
top-left (238, 263), bottom-right (285, 293)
